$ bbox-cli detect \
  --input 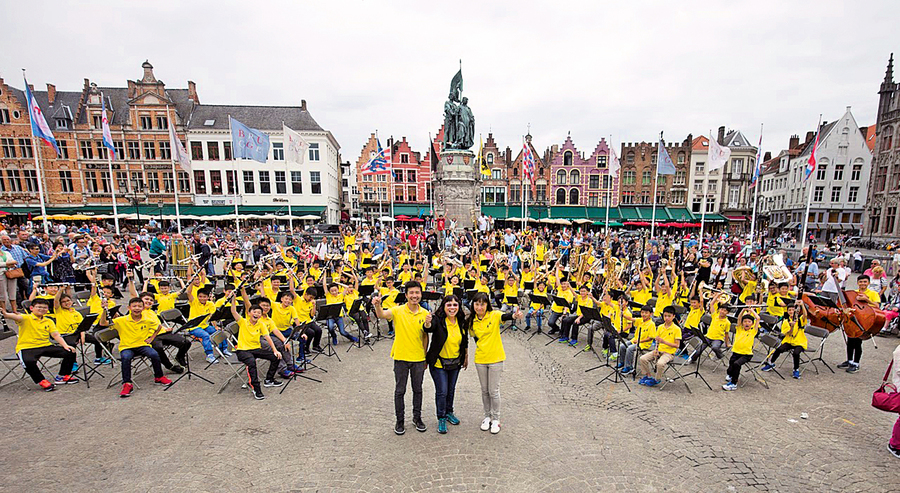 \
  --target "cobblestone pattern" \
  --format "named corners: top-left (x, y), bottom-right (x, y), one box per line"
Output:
top-left (1, 321), bottom-right (899, 492)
